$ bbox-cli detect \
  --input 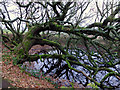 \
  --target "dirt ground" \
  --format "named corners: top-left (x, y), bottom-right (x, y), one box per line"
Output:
top-left (2, 44), bottom-right (55, 89)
